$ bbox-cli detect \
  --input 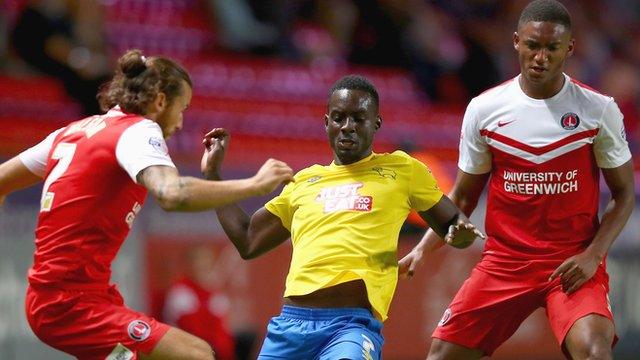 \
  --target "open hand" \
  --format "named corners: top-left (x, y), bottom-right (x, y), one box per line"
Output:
top-left (549, 250), bottom-right (600, 294)
top-left (444, 219), bottom-right (485, 249)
